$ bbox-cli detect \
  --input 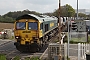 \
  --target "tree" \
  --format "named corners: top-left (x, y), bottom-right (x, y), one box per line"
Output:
top-left (86, 14), bottom-right (90, 20)
top-left (53, 9), bottom-right (59, 17)
top-left (78, 13), bottom-right (86, 17)
top-left (1, 10), bottom-right (41, 23)
top-left (75, 13), bottom-right (86, 17)
top-left (64, 4), bottom-right (75, 17)
top-left (53, 4), bottom-right (75, 17)
top-left (74, 13), bottom-right (86, 19)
